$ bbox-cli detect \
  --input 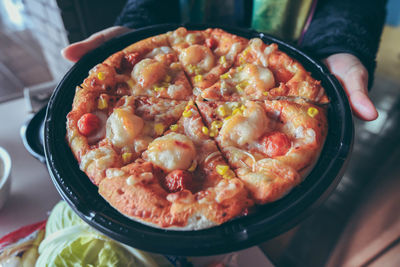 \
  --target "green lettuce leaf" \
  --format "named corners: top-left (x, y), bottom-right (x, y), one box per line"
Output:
top-left (36, 201), bottom-right (172, 267)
